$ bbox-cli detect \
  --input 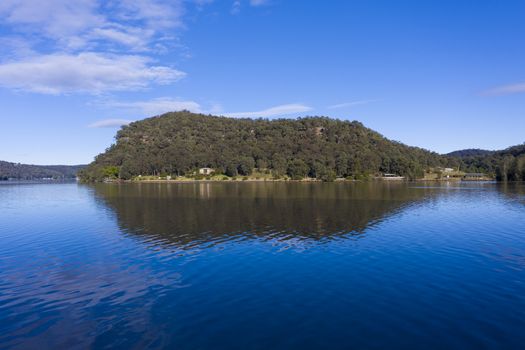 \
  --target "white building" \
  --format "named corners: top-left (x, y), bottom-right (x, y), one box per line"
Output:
top-left (199, 168), bottom-right (215, 175)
